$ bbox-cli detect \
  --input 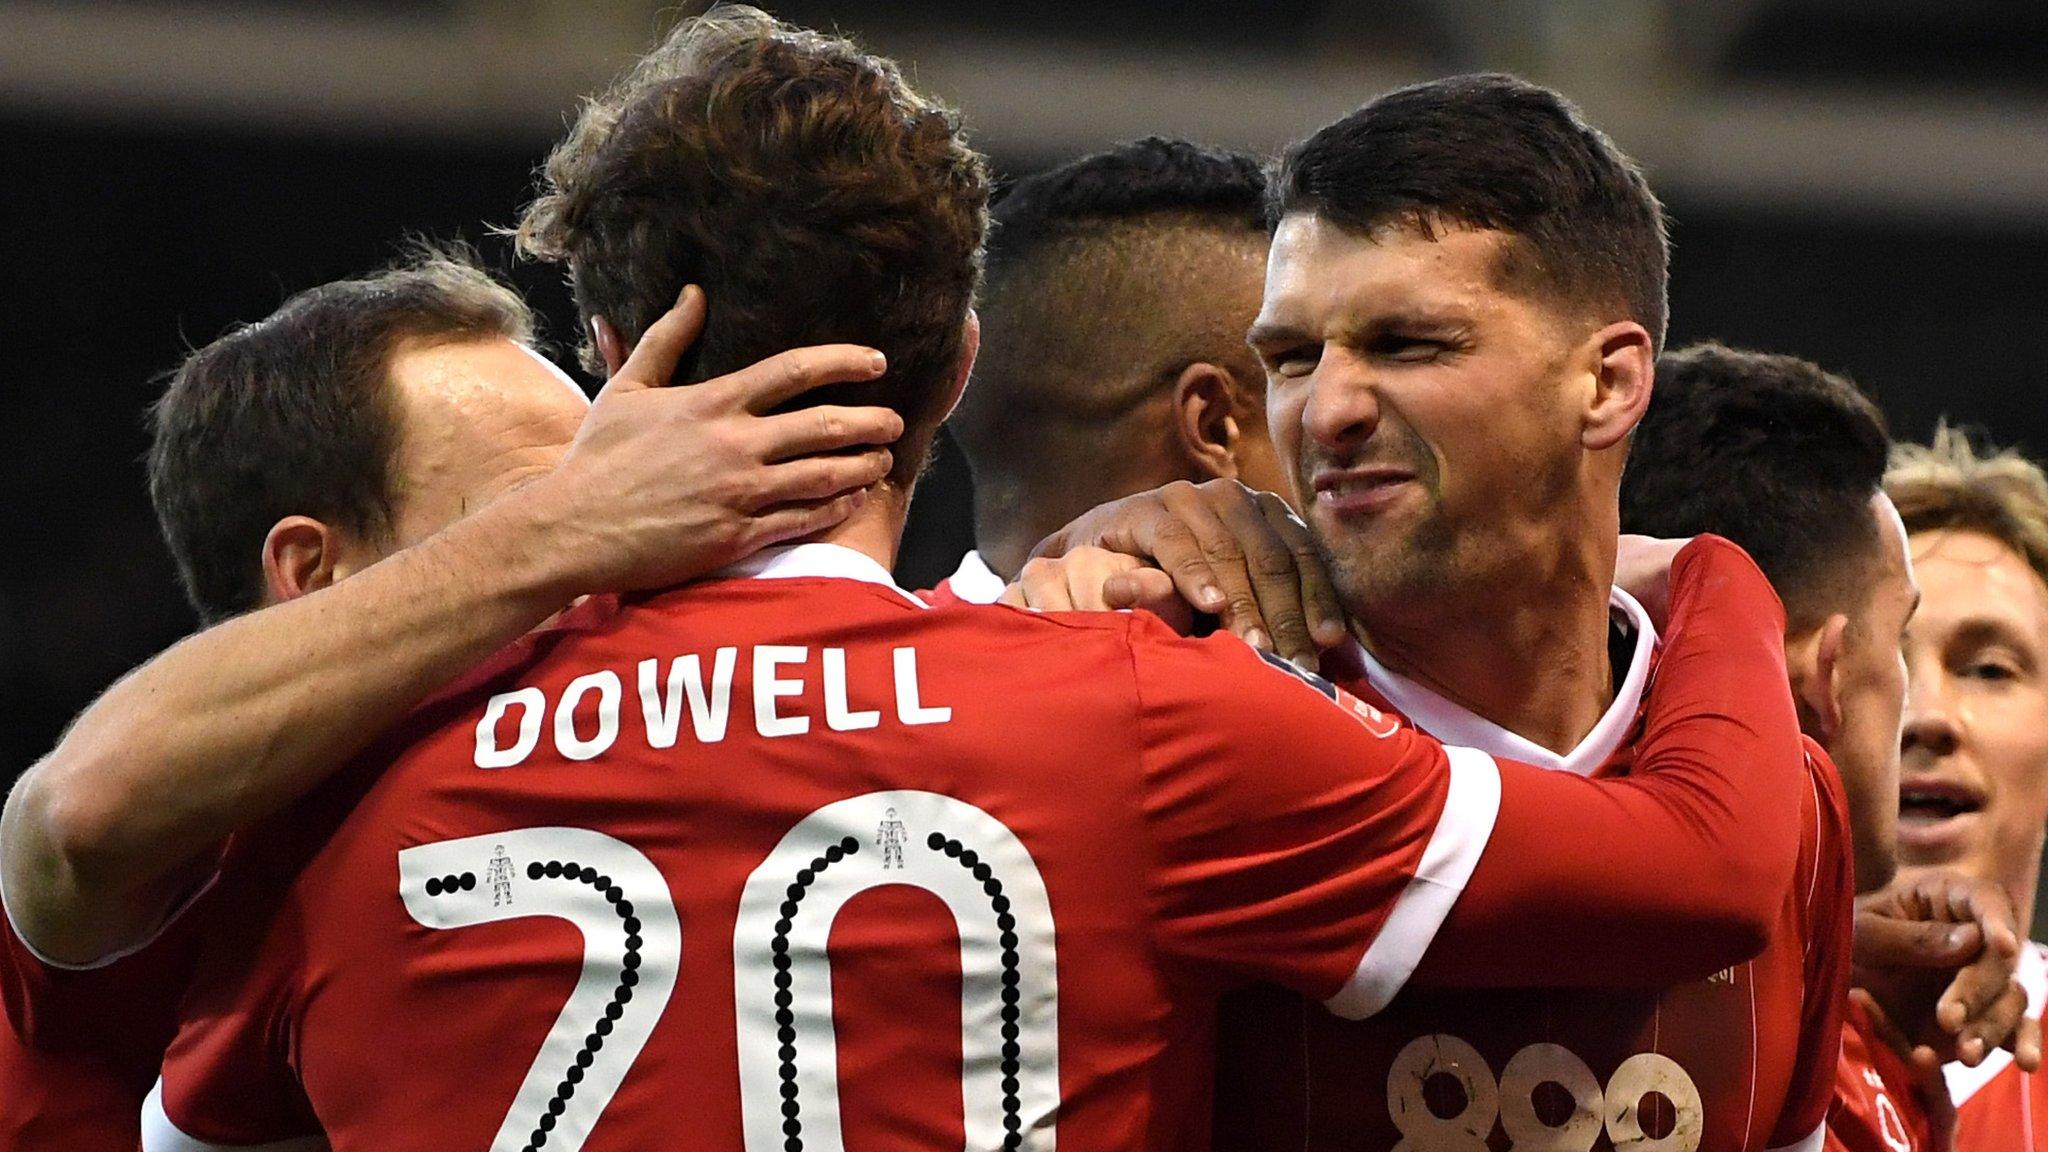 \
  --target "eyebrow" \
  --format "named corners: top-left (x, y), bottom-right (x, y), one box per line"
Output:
top-left (1246, 320), bottom-right (1310, 349)
top-left (1945, 616), bottom-right (2039, 651)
